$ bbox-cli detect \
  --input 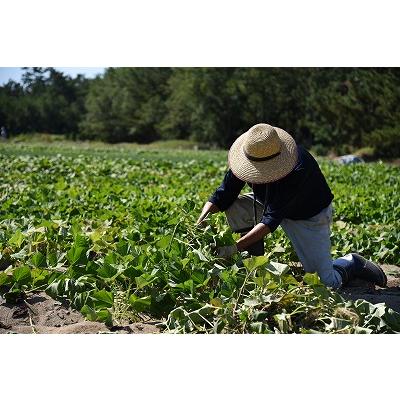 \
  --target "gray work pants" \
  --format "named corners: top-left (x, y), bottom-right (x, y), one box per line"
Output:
top-left (225, 193), bottom-right (342, 288)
